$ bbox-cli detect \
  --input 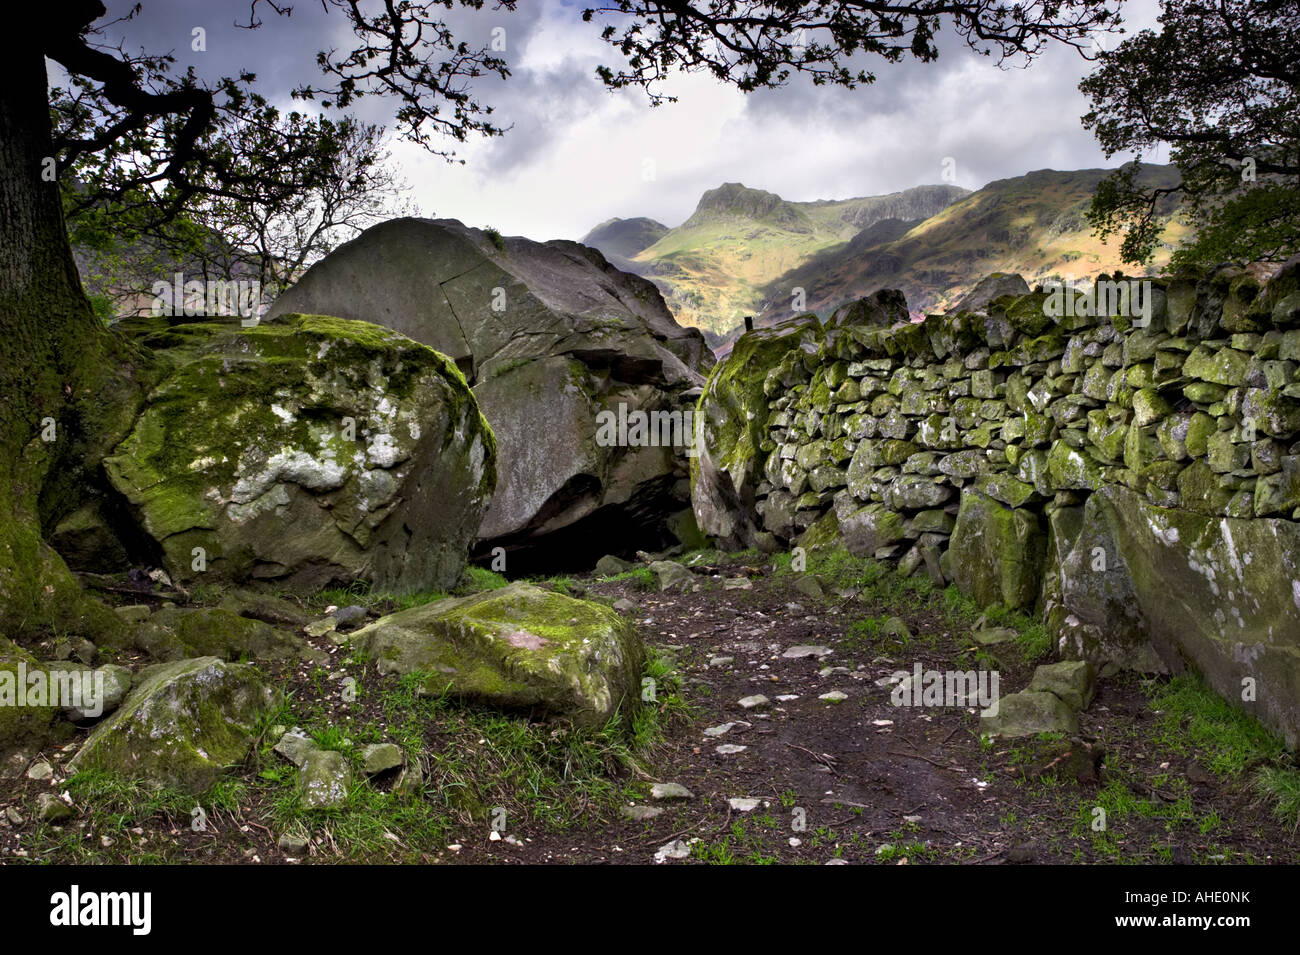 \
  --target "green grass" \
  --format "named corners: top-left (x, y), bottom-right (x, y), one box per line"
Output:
top-left (537, 575), bottom-right (576, 596)
top-left (312, 565), bottom-right (508, 615)
top-left (314, 581), bottom-right (449, 614)
top-left (631, 648), bottom-right (692, 749)
top-left (1142, 674), bottom-right (1286, 778)
top-left (604, 566), bottom-right (656, 590)
top-left (456, 566), bottom-right (509, 593)
top-left (690, 818), bottom-right (780, 865)
top-left (1254, 766), bottom-right (1300, 831)
top-left (26, 635), bottom-right (685, 864)
top-left (940, 585), bottom-right (1053, 663)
